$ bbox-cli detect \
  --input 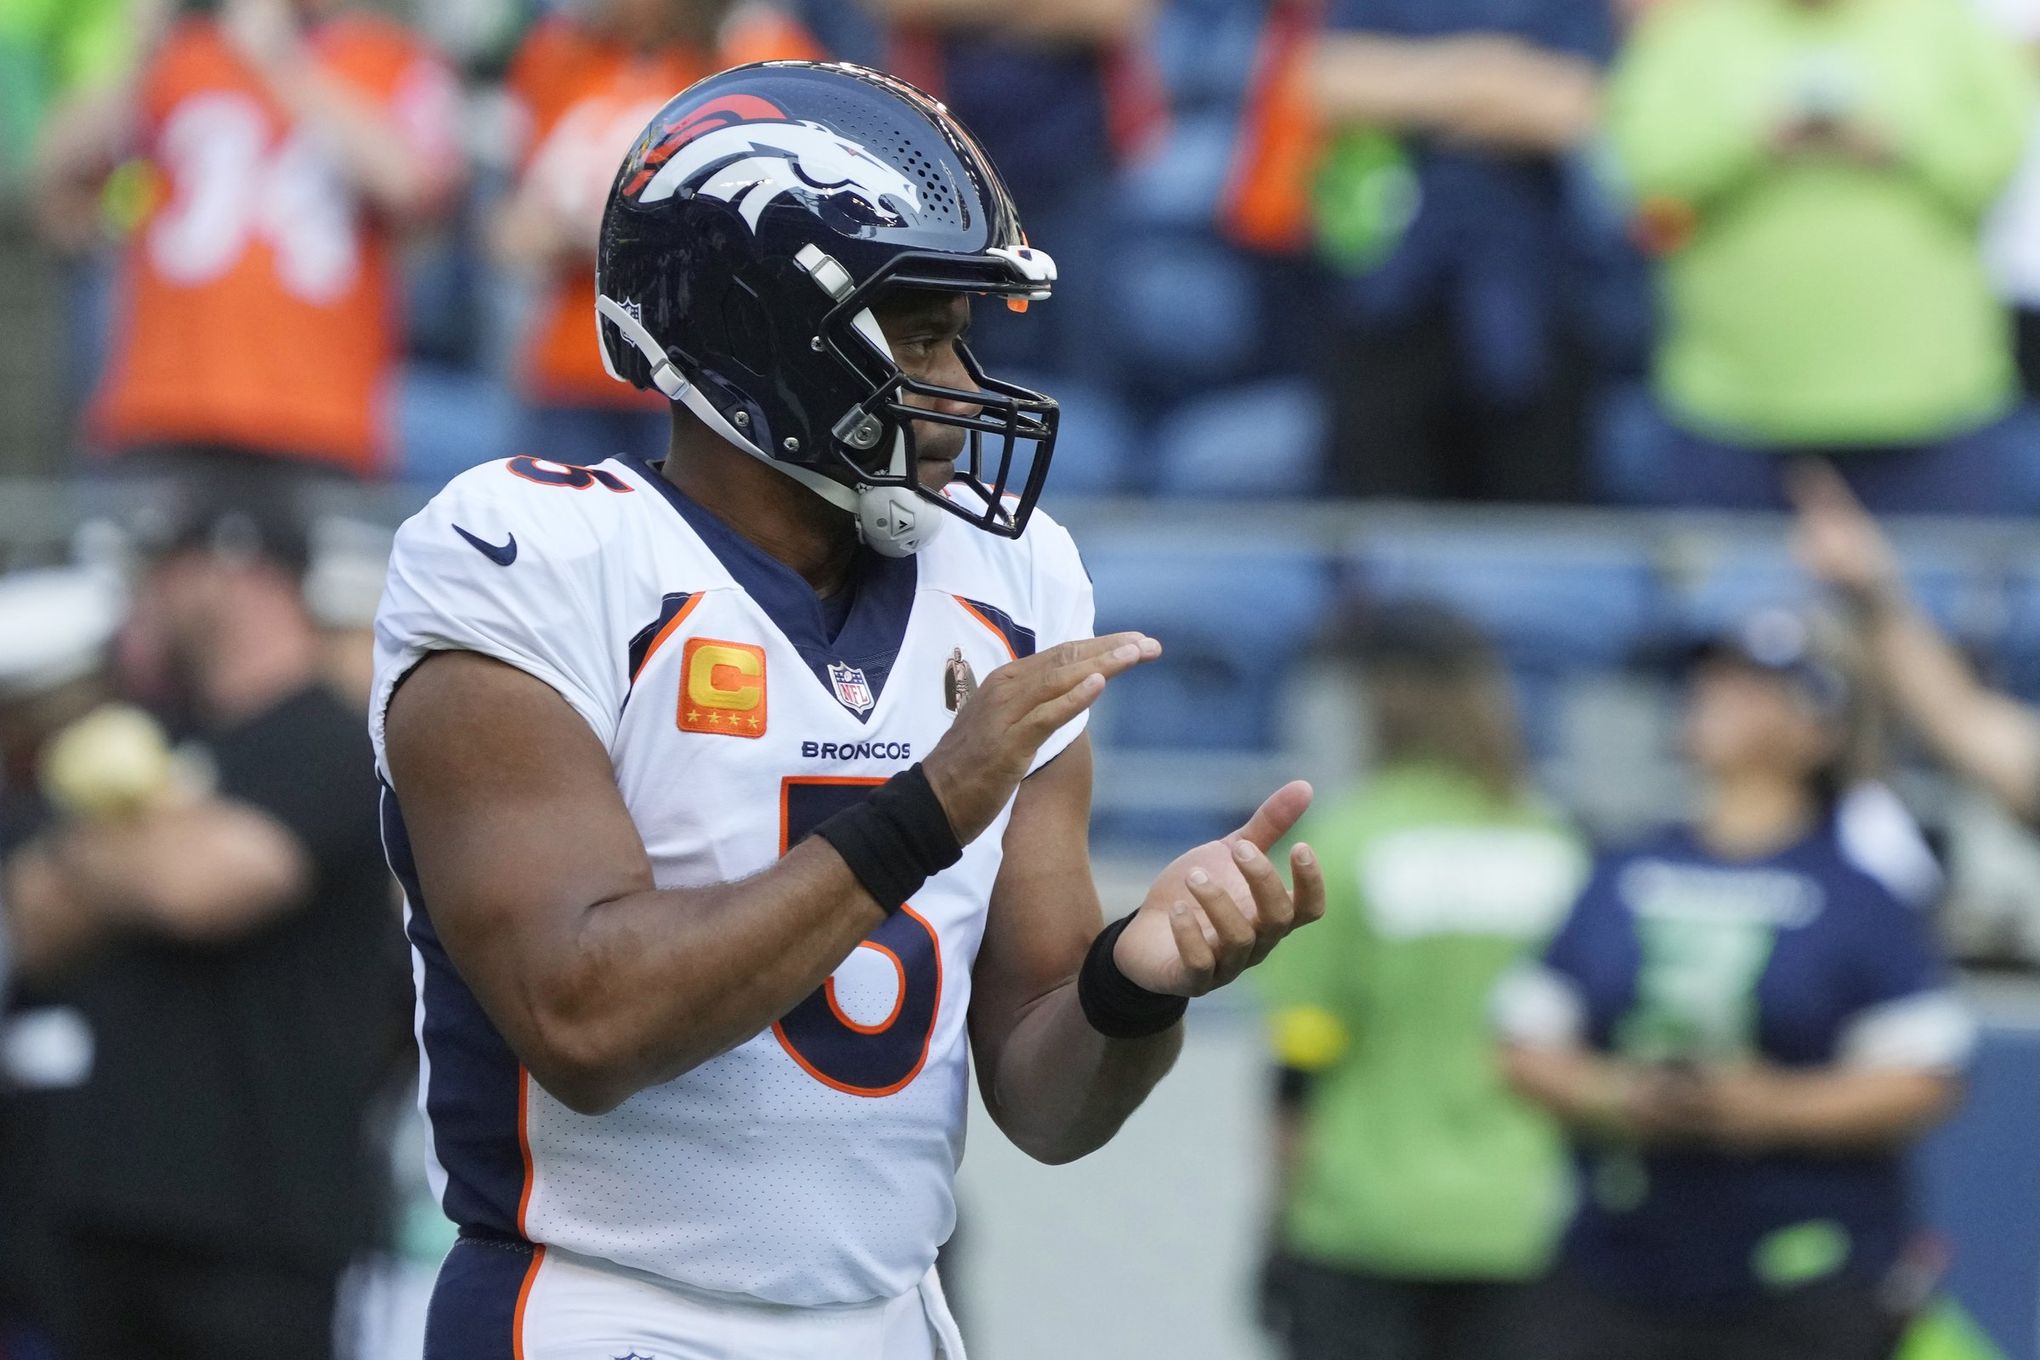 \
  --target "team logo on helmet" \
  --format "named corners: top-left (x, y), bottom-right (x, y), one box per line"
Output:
top-left (635, 118), bottom-right (924, 232)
